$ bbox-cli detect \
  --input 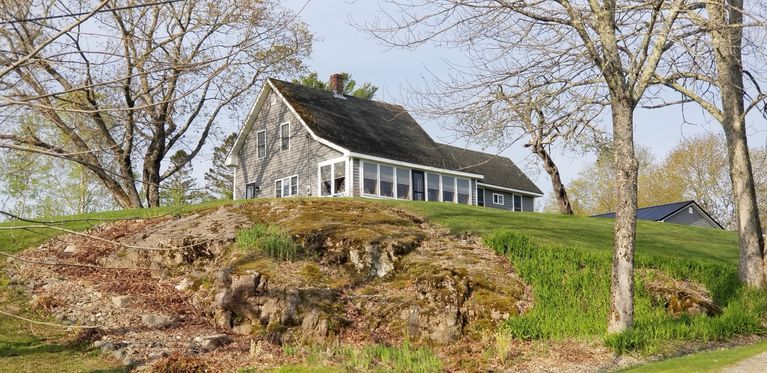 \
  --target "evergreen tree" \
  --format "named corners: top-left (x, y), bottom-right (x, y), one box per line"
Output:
top-left (293, 72), bottom-right (378, 99)
top-left (204, 133), bottom-right (237, 200)
top-left (162, 150), bottom-right (200, 206)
